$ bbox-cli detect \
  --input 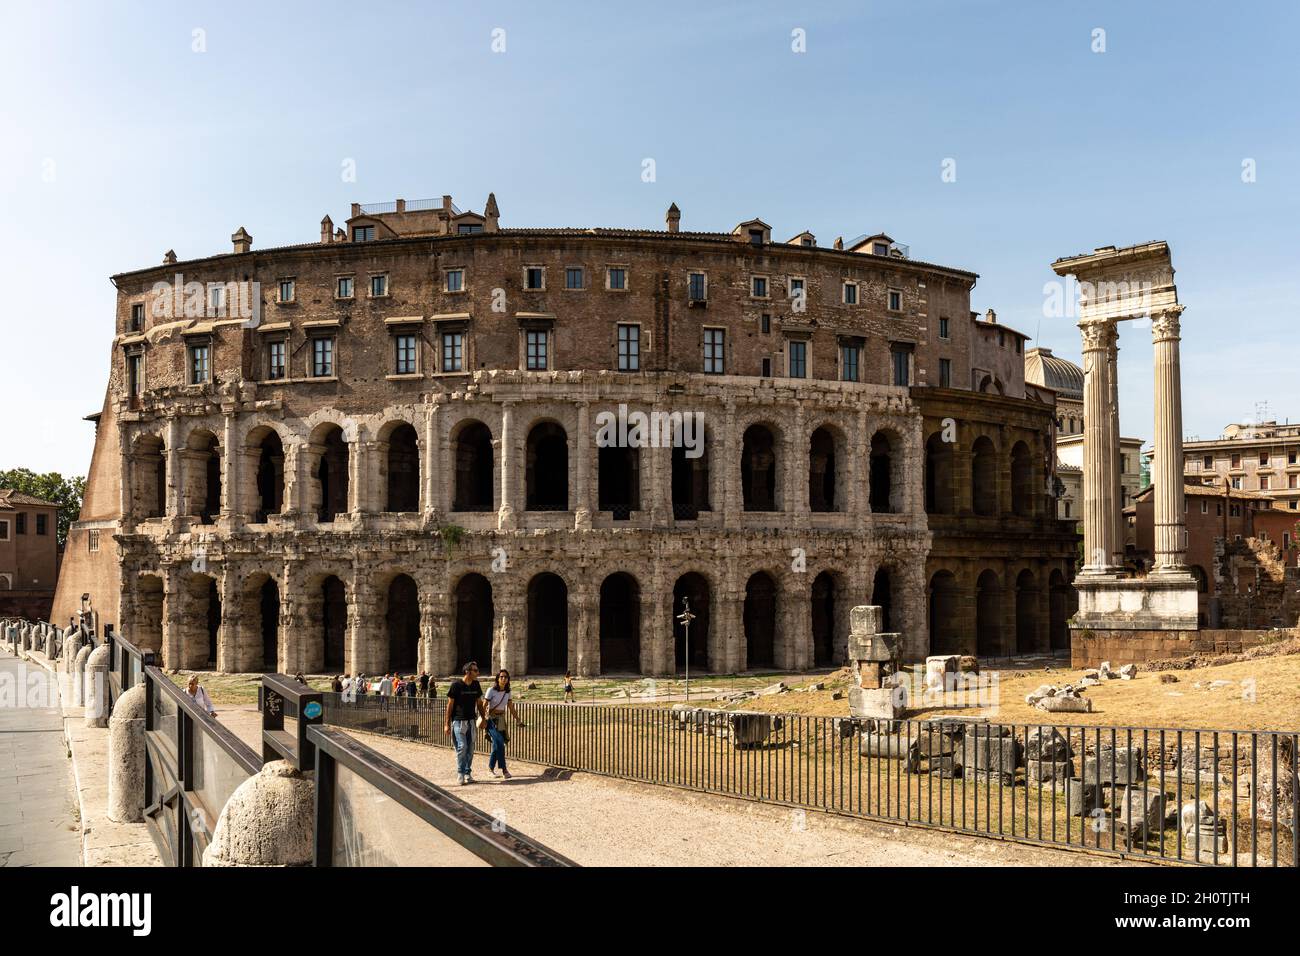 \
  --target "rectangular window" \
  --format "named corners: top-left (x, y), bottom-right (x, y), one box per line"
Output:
top-left (703, 329), bottom-right (725, 374)
top-left (1203, 455), bottom-right (1212, 468)
top-left (760, 313), bottom-right (771, 334)
top-left (0, 520), bottom-right (7, 541)
top-left (1232, 476), bottom-right (1242, 489)
top-left (842, 282), bottom-right (858, 305)
top-left (457, 223), bottom-right (483, 235)
top-left (1260, 475), bottom-right (1270, 490)
top-left (761, 357), bottom-right (772, 377)
top-left (1231, 453), bottom-right (1241, 468)
top-left (36, 514), bottom-right (47, 535)
top-left (278, 279), bottom-right (295, 303)
top-left (445, 269), bottom-right (464, 293)
top-left (939, 316), bottom-right (950, 339)
top-left (789, 277), bottom-right (804, 299)
top-left (208, 285), bottom-right (225, 315)
top-left (1201, 500), bottom-right (1208, 514)
top-left (939, 357), bottom-right (952, 388)
top-left (752, 276), bottom-right (768, 298)
top-left (1260, 452), bottom-right (1270, 466)
top-left (131, 303), bottom-right (144, 331)
top-left (189, 343), bottom-right (210, 384)
top-left (394, 334), bottom-right (418, 375)
top-left (441, 332), bottom-right (464, 372)
top-left (607, 267), bottom-right (626, 291)
top-left (525, 267), bottom-right (545, 290)
top-left (1289, 451), bottom-right (1297, 465)
top-left (617, 324), bottom-right (640, 371)
top-left (841, 345), bottom-right (860, 382)
top-left (312, 337), bottom-right (335, 377)
top-left (887, 289), bottom-right (902, 312)
top-left (370, 274), bottom-right (388, 297)
top-left (127, 352), bottom-right (143, 397)
top-left (353, 225), bottom-right (374, 242)
top-left (688, 272), bottom-right (707, 301)
top-left (565, 267), bottom-right (584, 290)
top-left (891, 349), bottom-right (910, 386)
top-left (788, 341), bottom-right (807, 379)
top-left (337, 276), bottom-right (354, 299)
top-left (267, 340), bottom-right (286, 380)
top-left (88, 529), bottom-right (100, 552)
top-left (1290, 474), bottom-right (1298, 489)
top-left (16, 513), bottom-right (25, 534)
top-left (525, 330), bottom-right (549, 370)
